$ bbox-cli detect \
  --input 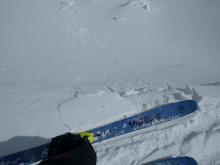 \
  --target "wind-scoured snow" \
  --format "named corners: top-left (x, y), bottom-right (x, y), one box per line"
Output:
top-left (0, 0), bottom-right (220, 164)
